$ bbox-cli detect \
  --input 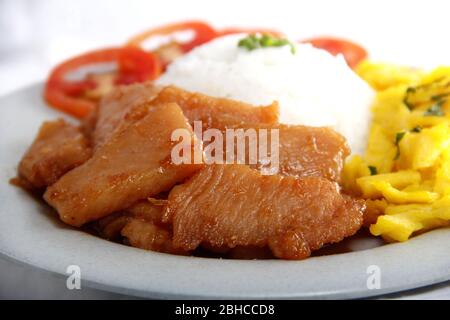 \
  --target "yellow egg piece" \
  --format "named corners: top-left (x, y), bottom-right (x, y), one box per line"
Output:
top-left (346, 64), bottom-right (450, 242)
